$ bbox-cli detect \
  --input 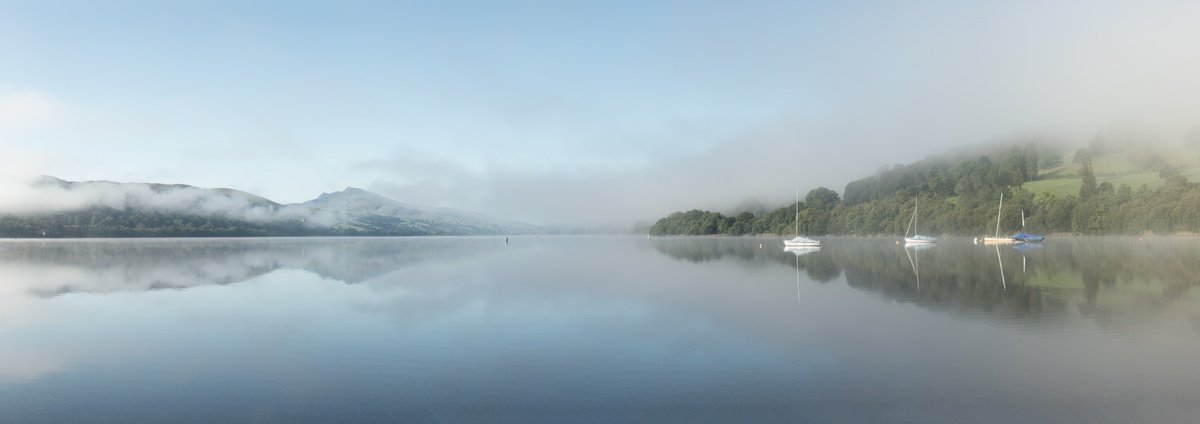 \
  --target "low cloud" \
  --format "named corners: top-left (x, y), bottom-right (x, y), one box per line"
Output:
top-left (0, 176), bottom-right (343, 226)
